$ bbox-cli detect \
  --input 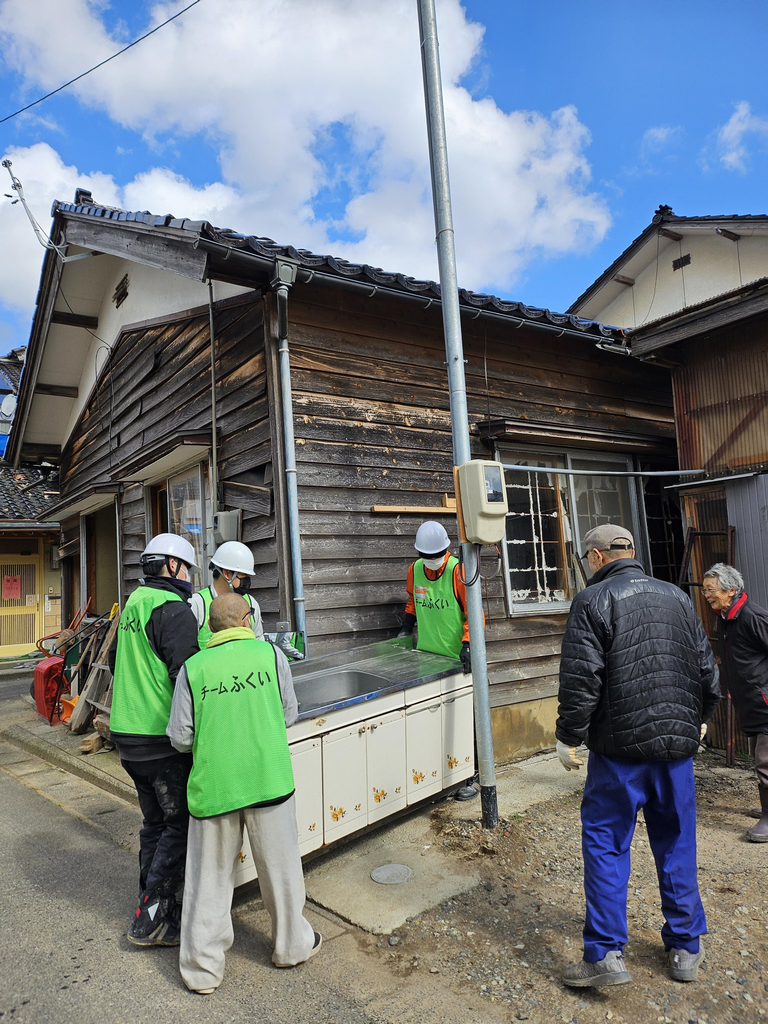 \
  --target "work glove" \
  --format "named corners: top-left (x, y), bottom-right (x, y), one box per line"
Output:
top-left (460, 641), bottom-right (471, 674)
top-left (700, 723), bottom-right (707, 742)
top-left (556, 740), bottom-right (584, 772)
top-left (397, 614), bottom-right (416, 639)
